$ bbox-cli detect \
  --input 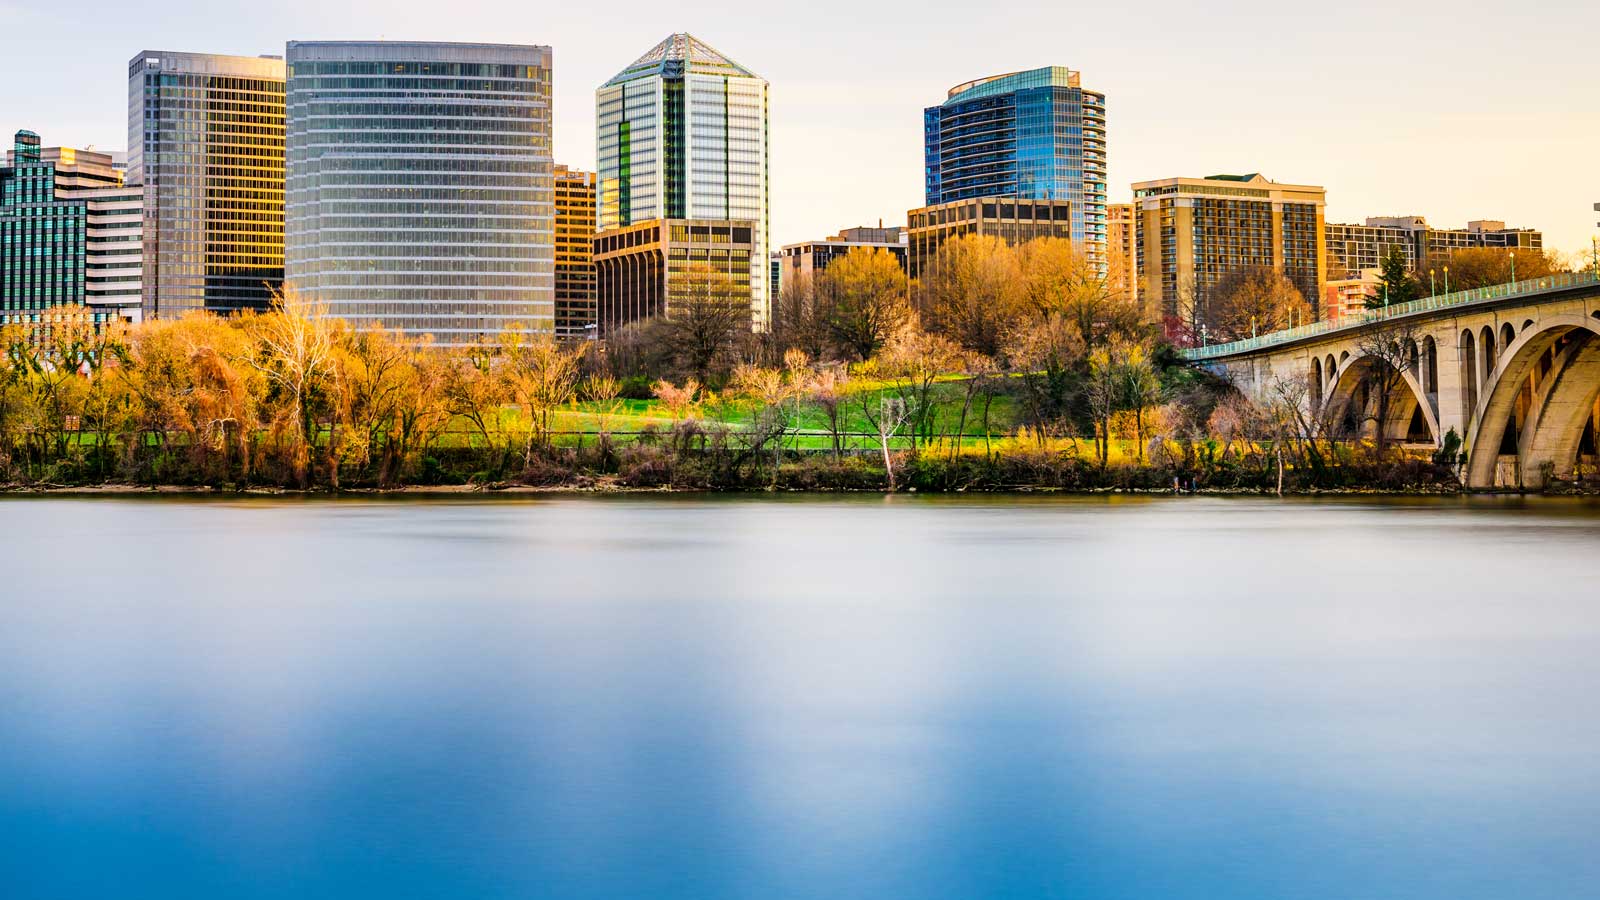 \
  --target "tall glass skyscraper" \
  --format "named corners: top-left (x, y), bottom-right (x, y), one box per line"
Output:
top-left (284, 41), bottom-right (554, 343)
top-left (595, 34), bottom-right (769, 328)
top-left (923, 66), bottom-right (1106, 266)
top-left (128, 51), bottom-right (286, 318)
